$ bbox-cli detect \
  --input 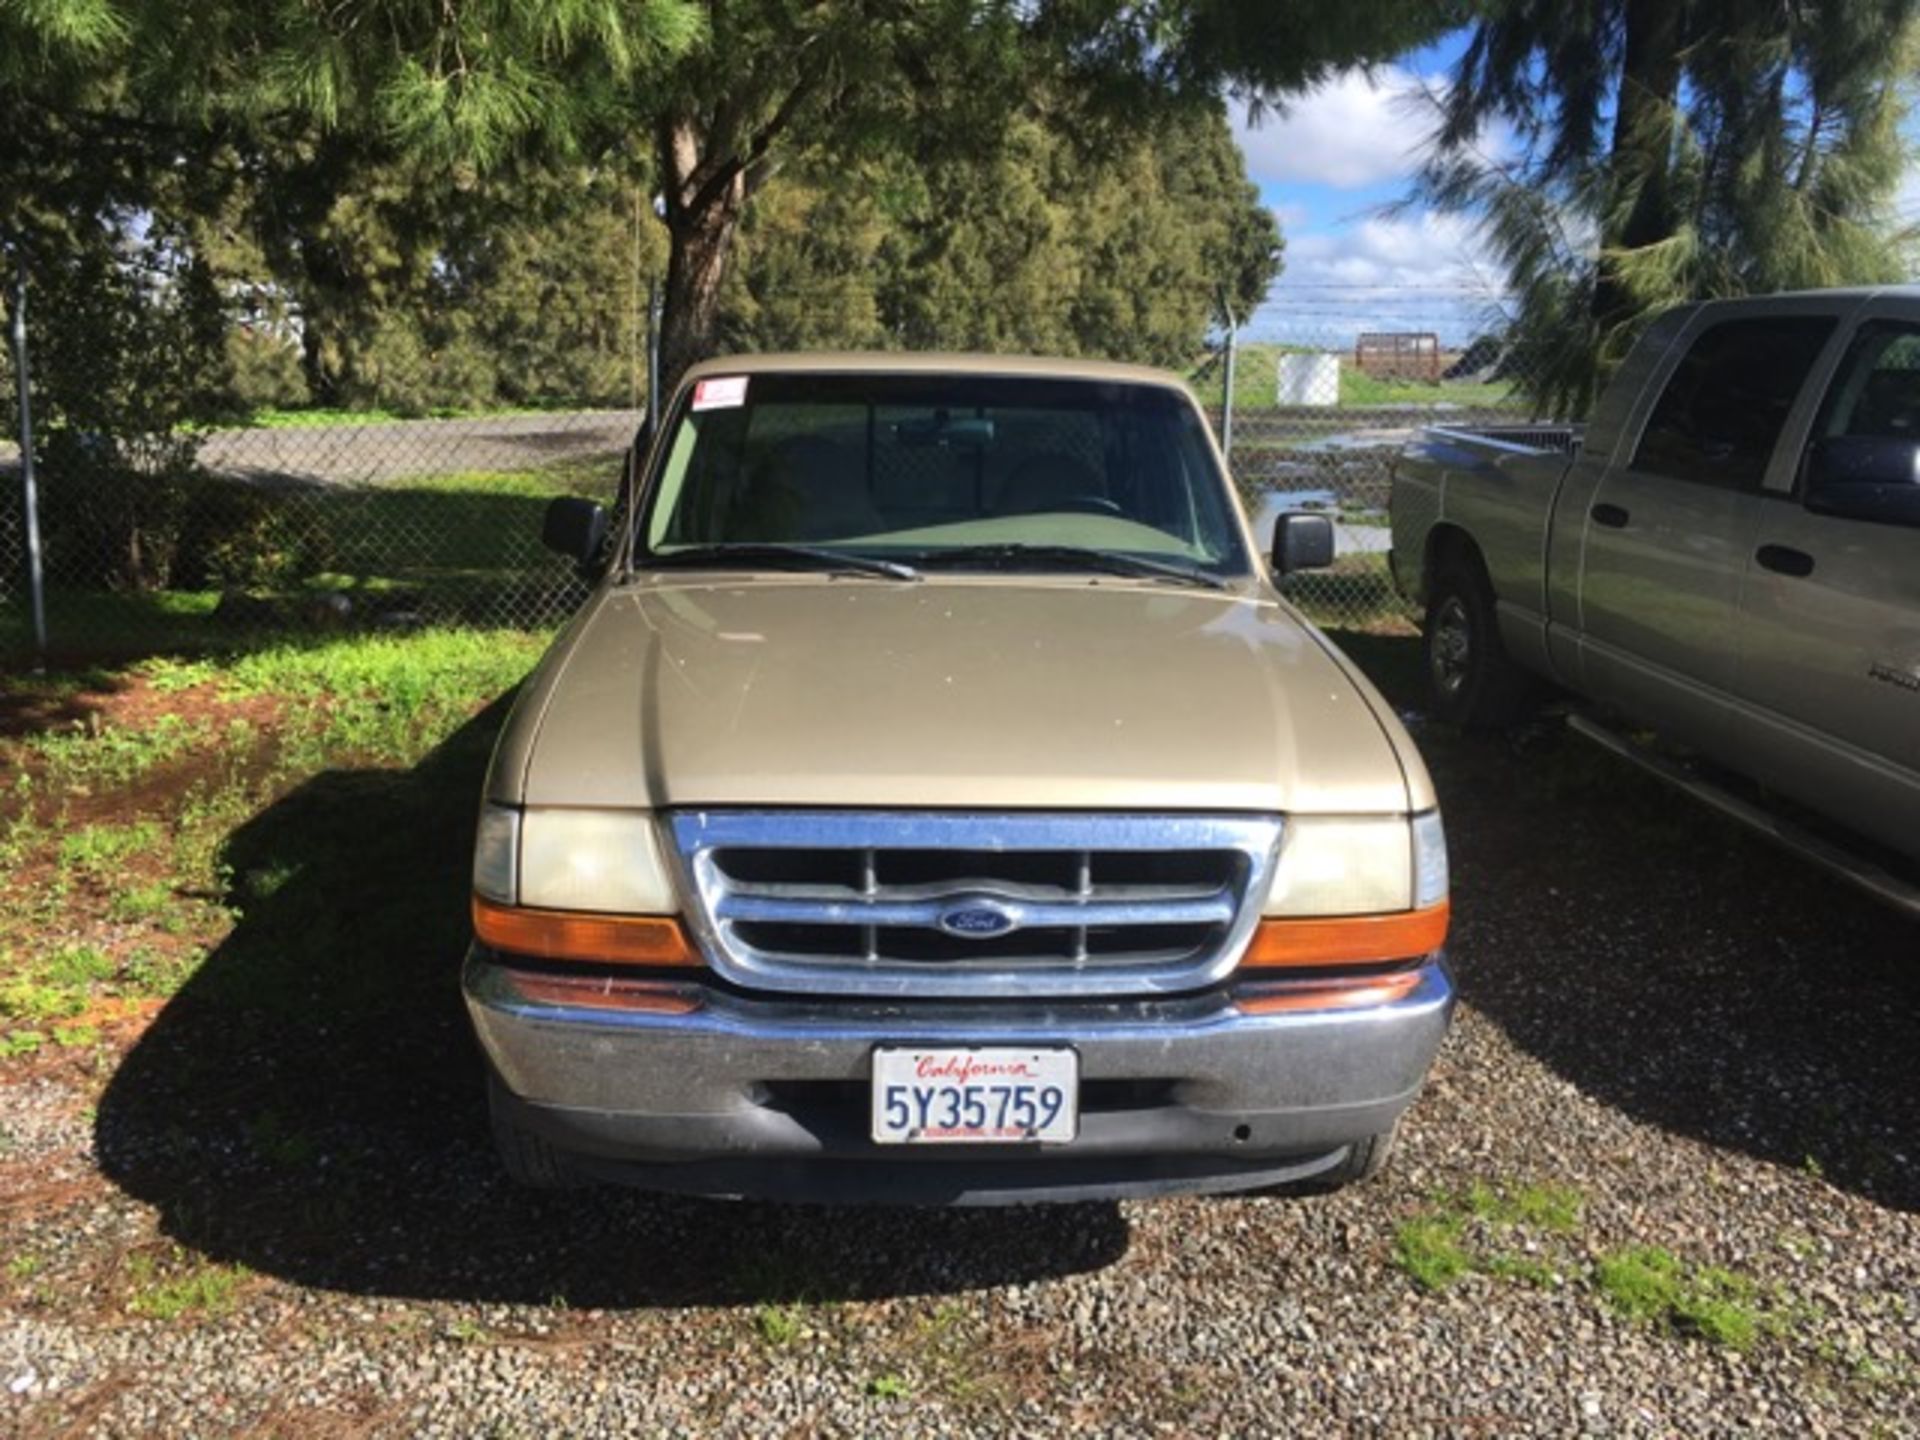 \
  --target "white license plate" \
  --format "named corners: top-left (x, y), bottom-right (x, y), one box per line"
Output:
top-left (870, 1047), bottom-right (1079, 1144)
